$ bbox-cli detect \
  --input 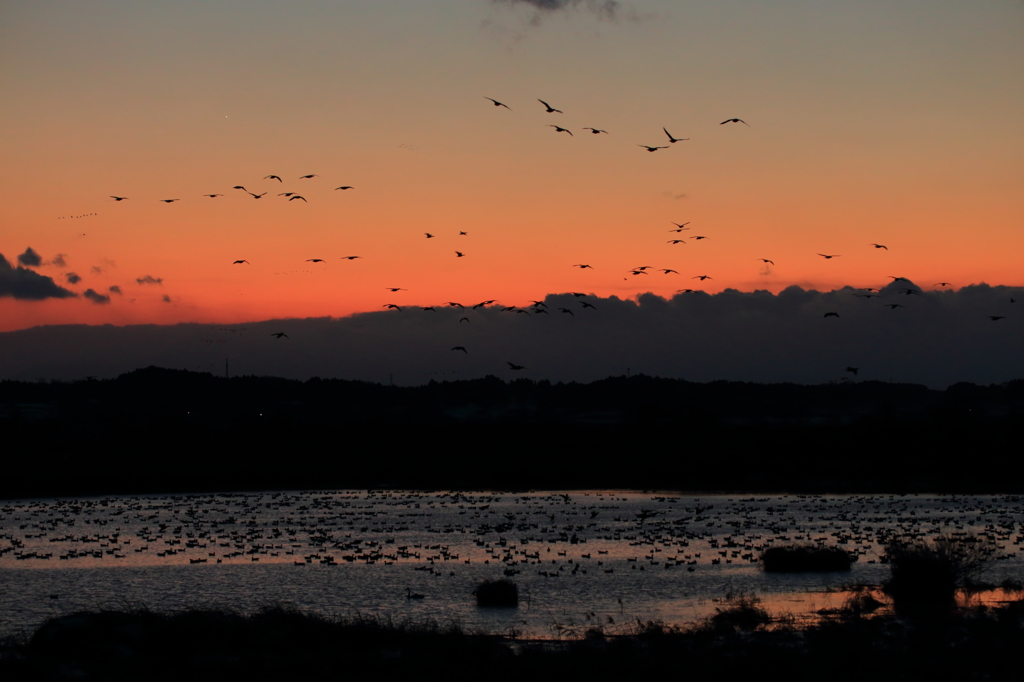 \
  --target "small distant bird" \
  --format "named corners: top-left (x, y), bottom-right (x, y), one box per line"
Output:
top-left (668, 240), bottom-right (687, 245)
top-left (203, 194), bottom-right (223, 198)
top-left (559, 308), bottom-right (574, 316)
top-left (425, 233), bottom-right (435, 238)
top-left (632, 266), bottom-right (653, 271)
top-left (889, 276), bottom-right (910, 283)
top-left (935, 282), bottom-right (952, 287)
top-left (854, 294), bottom-right (878, 299)
top-left (232, 260), bottom-right (250, 265)
top-left (583, 128), bottom-right (608, 134)
top-left (664, 127), bottom-right (689, 143)
top-left (818, 254), bottom-right (840, 259)
top-left (279, 192), bottom-right (297, 197)
top-left (659, 269), bottom-right (679, 274)
top-left (757, 259), bottom-right (775, 265)
top-left (571, 293), bottom-right (586, 298)
top-left (265, 175), bottom-right (283, 182)
top-left (307, 259), bottom-right (326, 263)
top-left (271, 332), bottom-right (289, 339)
top-left (989, 316), bottom-right (1006, 321)
top-left (472, 300), bottom-right (495, 309)
top-left (693, 275), bottom-right (712, 281)
top-left (459, 231), bottom-right (468, 236)
top-left (452, 346), bottom-right (468, 353)
top-left (691, 236), bottom-right (708, 240)
top-left (421, 306), bottom-right (436, 311)
top-left (383, 304), bottom-right (402, 311)
top-left (335, 186), bottom-right (354, 190)
top-left (110, 196), bottom-right (128, 201)
top-left (550, 125), bottom-right (572, 136)
top-left (507, 362), bottom-right (525, 370)
top-left (580, 301), bottom-right (596, 309)
top-left (159, 199), bottom-right (180, 203)
top-left (871, 244), bottom-right (888, 250)
top-left (455, 251), bottom-right (465, 257)
top-left (460, 317), bottom-right (470, 323)
top-left (534, 308), bottom-right (549, 314)
top-left (638, 145), bottom-right (668, 152)
top-left (447, 302), bottom-right (464, 308)
top-left (538, 99), bottom-right (562, 113)
top-left (885, 304), bottom-right (904, 309)
top-left (385, 287), bottom-right (406, 292)
top-left (530, 301), bottom-right (548, 308)
top-left (720, 118), bottom-right (749, 126)
top-left (340, 256), bottom-right (362, 260)
top-left (232, 186), bottom-right (247, 190)
top-left (485, 97), bottom-right (511, 109)
top-left (299, 174), bottom-right (318, 179)
top-left (630, 270), bottom-right (649, 275)
top-left (898, 288), bottom-right (921, 296)
top-left (248, 192), bottom-right (267, 199)
top-left (288, 195), bottom-right (307, 202)
top-left (677, 289), bottom-right (696, 294)
top-left (824, 312), bottom-right (840, 318)
top-left (845, 367), bottom-right (859, 375)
